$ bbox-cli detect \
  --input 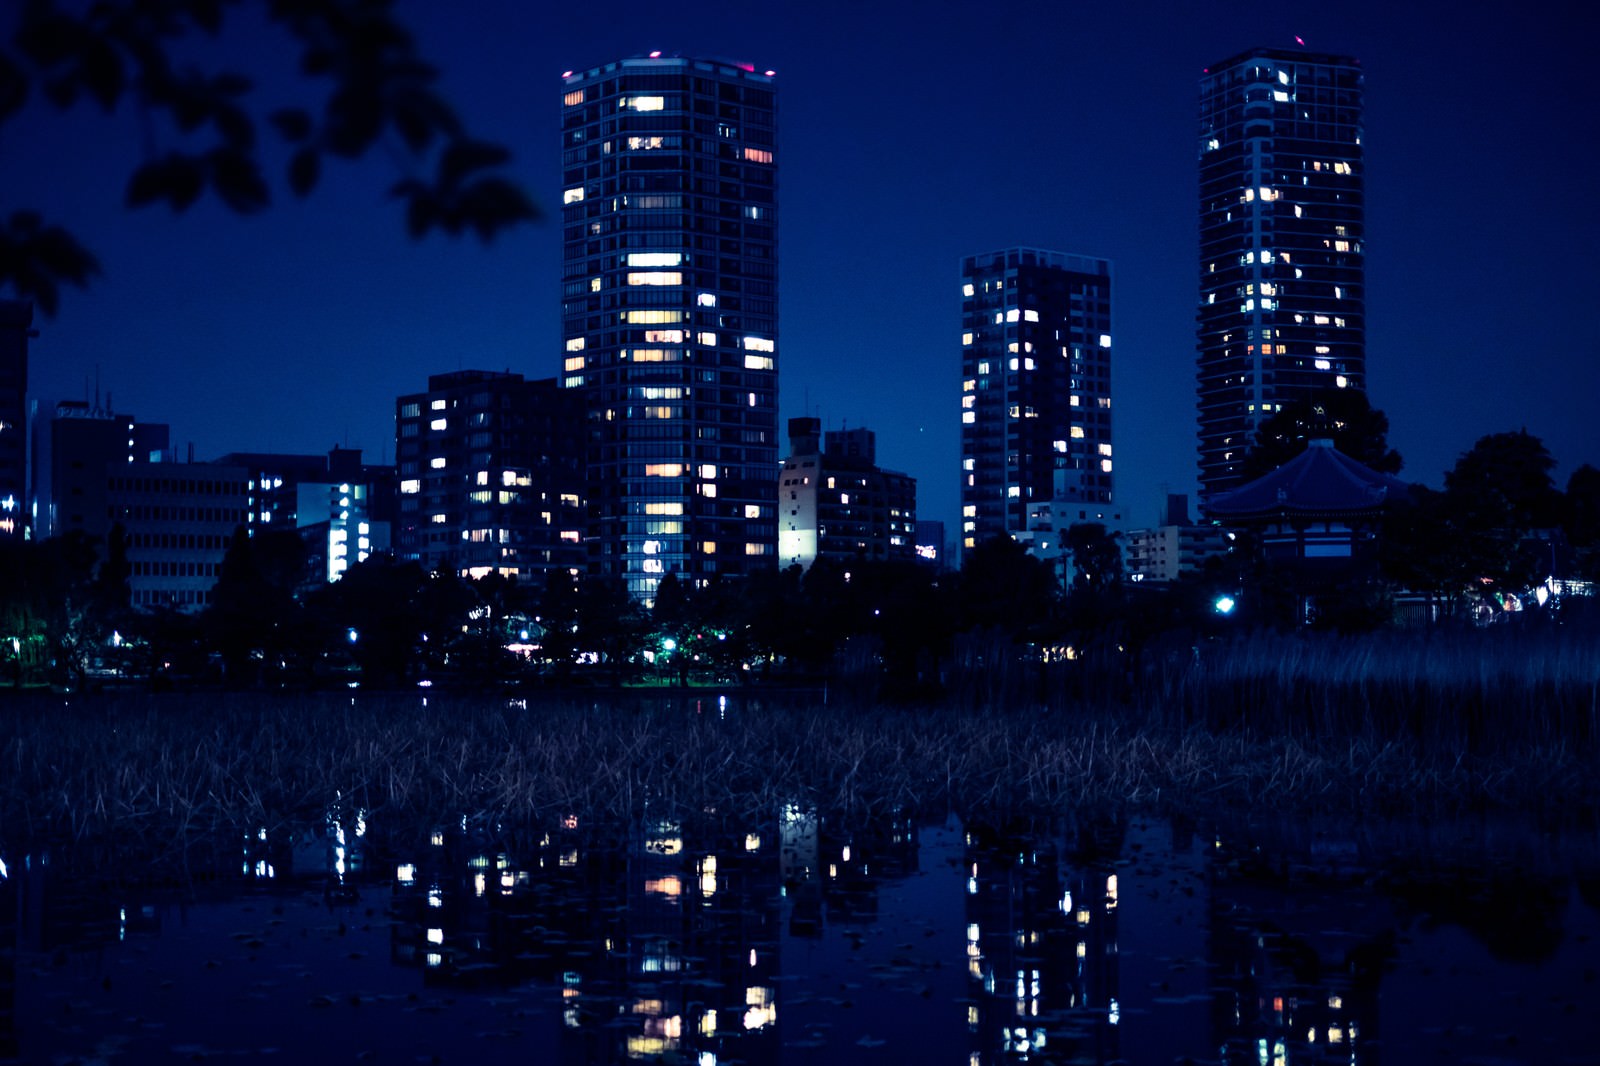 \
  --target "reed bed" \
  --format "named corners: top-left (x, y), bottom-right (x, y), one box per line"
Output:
top-left (1129, 626), bottom-right (1600, 753)
top-left (3, 651), bottom-right (1595, 869)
